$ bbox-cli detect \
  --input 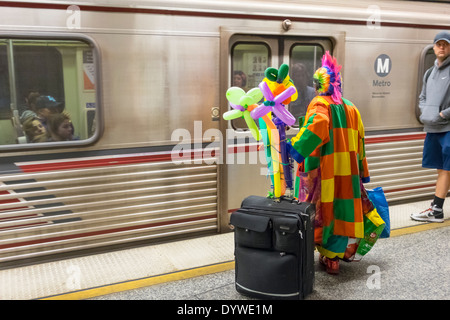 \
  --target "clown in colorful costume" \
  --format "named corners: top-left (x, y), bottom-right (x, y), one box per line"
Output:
top-left (287, 52), bottom-right (384, 273)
